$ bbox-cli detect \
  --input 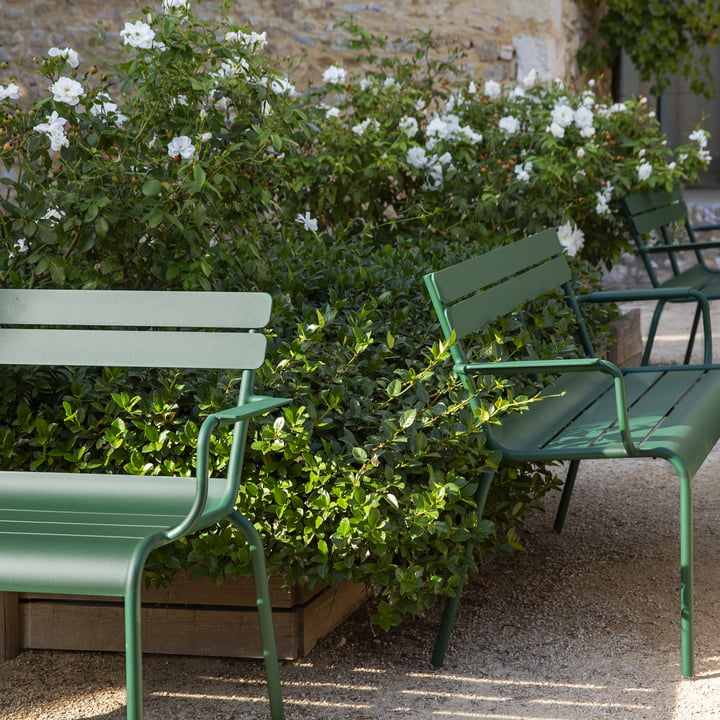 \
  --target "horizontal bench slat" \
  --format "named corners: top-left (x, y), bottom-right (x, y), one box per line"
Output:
top-left (446, 256), bottom-right (570, 339)
top-left (622, 185), bottom-right (683, 214)
top-left (0, 290), bottom-right (271, 328)
top-left (0, 328), bottom-right (266, 369)
top-left (630, 202), bottom-right (688, 236)
top-left (431, 229), bottom-right (568, 304)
